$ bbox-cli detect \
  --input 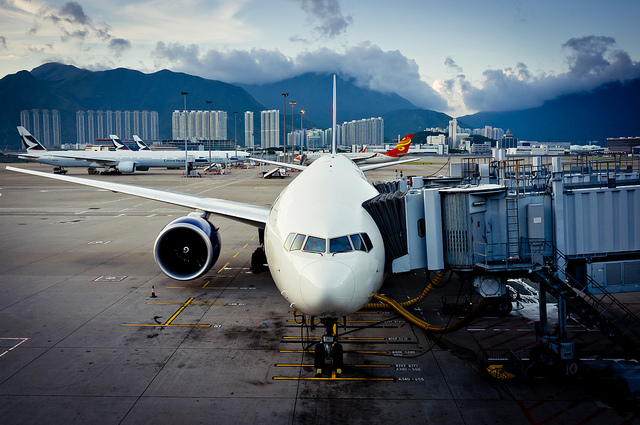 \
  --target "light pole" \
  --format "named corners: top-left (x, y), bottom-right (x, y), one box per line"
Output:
top-left (206, 100), bottom-right (212, 168)
top-left (233, 111), bottom-right (238, 164)
top-left (281, 92), bottom-right (288, 162)
top-left (181, 91), bottom-right (188, 175)
top-left (289, 101), bottom-right (296, 153)
top-left (300, 109), bottom-right (305, 152)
